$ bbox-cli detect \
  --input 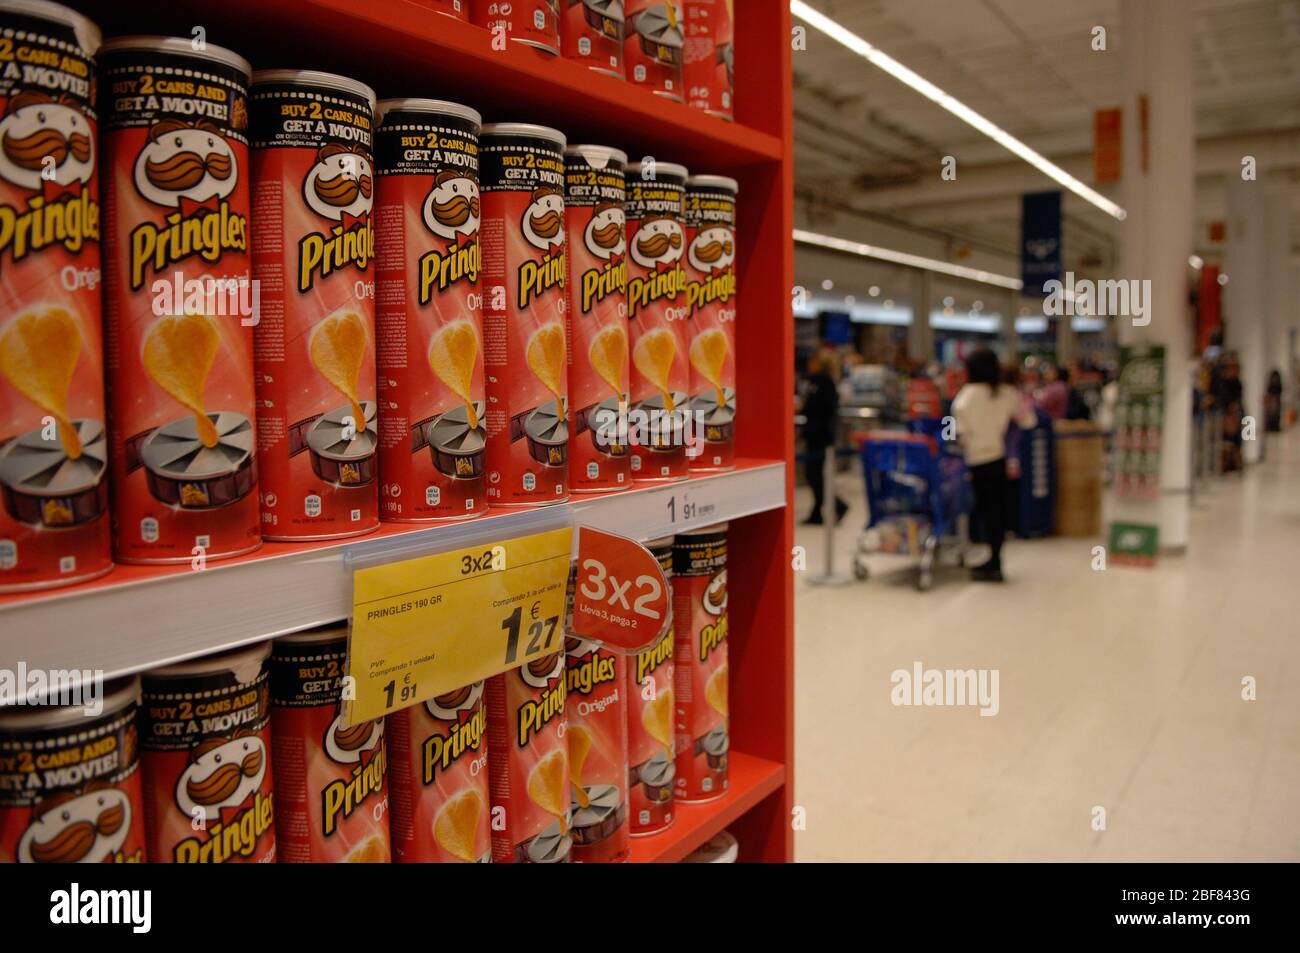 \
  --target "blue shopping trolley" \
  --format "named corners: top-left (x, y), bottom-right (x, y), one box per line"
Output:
top-left (852, 422), bottom-right (972, 590)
